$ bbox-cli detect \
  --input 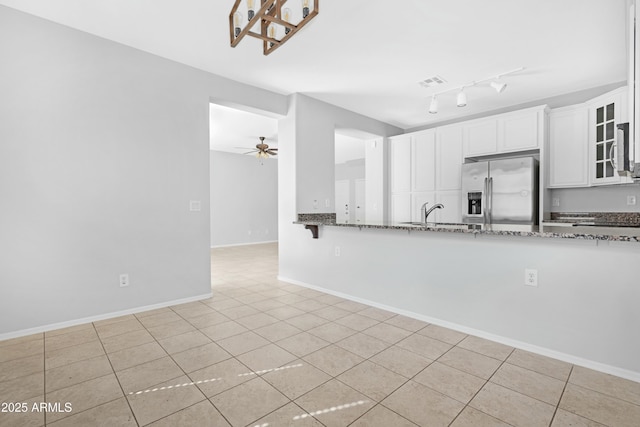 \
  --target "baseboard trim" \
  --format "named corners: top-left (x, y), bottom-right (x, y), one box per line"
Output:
top-left (278, 275), bottom-right (640, 383)
top-left (211, 240), bottom-right (278, 249)
top-left (0, 292), bottom-right (213, 342)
